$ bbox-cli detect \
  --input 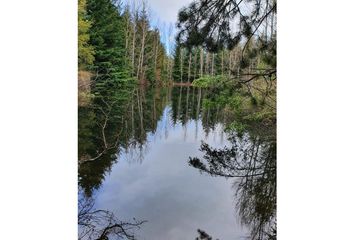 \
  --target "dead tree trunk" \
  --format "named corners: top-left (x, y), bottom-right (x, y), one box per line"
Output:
top-left (151, 32), bottom-right (159, 81)
top-left (221, 51), bottom-right (224, 76)
top-left (200, 47), bottom-right (204, 77)
top-left (228, 51), bottom-right (232, 77)
top-left (131, 11), bottom-right (137, 76)
top-left (205, 52), bottom-right (210, 75)
top-left (188, 51), bottom-right (192, 83)
top-left (211, 53), bottom-right (215, 76)
top-left (180, 48), bottom-right (184, 83)
top-left (193, 48), bottom-right (198, 80)
top-left (137, 24), bottom-right (146, 81)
